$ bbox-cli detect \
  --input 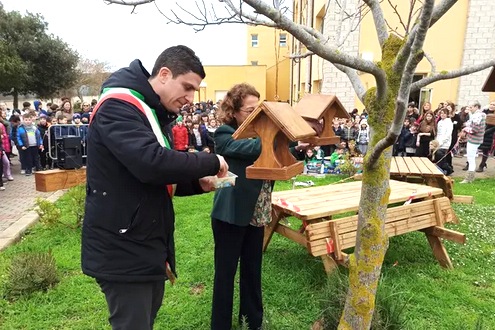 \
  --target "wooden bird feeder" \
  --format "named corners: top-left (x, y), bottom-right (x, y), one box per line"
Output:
top-left (232, 102), bottom-right (316, 180)
top-left (294, 94), bottom-right (351, 145)
top-left (481, 66), bottom-right (495, 126)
